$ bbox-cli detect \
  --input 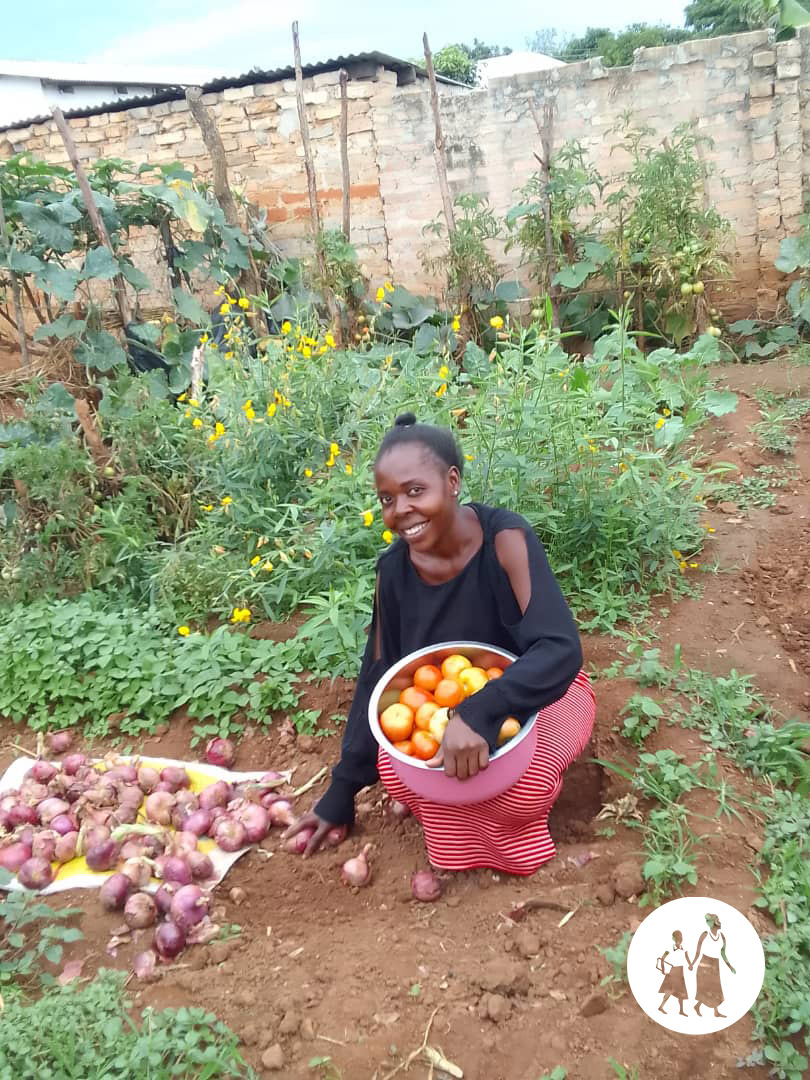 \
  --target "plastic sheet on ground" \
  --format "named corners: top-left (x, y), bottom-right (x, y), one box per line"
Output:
top-left (0, 754), bottom-right (288, 895)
